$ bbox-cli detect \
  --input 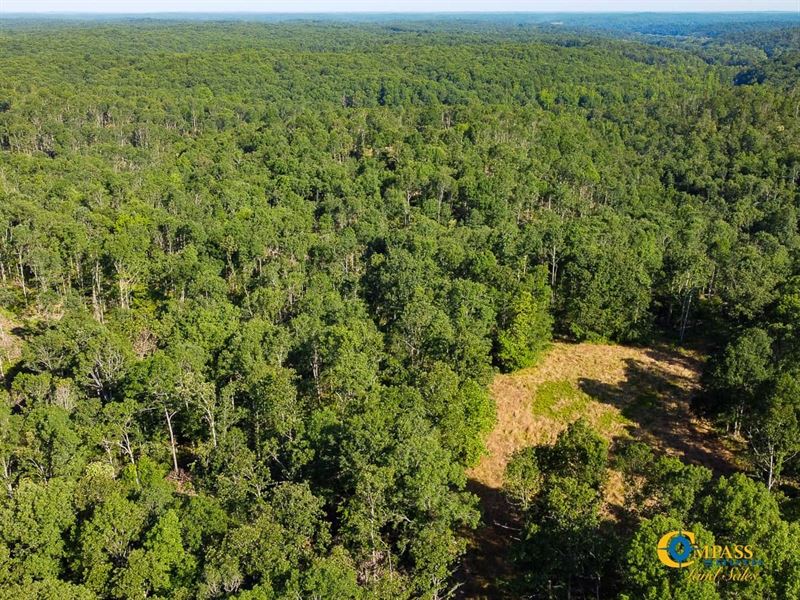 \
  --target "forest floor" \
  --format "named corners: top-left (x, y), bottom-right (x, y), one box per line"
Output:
top-left (0, 310), bottom-right (22, 382)
top-left (458, 341), bottom-right (741, 599)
